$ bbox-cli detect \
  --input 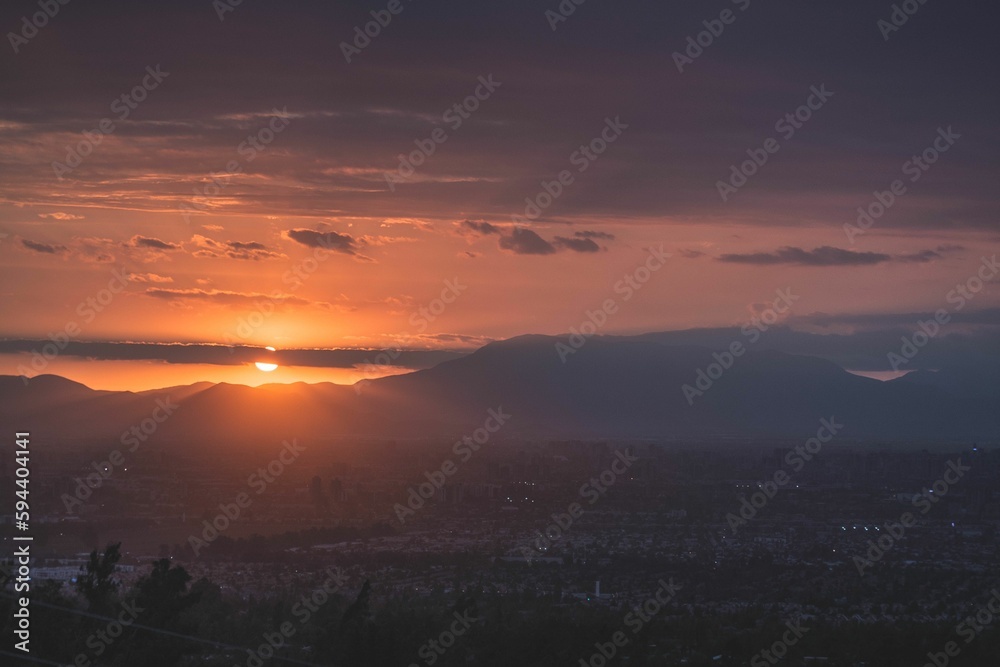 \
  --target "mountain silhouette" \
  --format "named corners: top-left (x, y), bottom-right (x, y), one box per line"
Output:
top-left (3, 334), bottom-right (997, 446)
